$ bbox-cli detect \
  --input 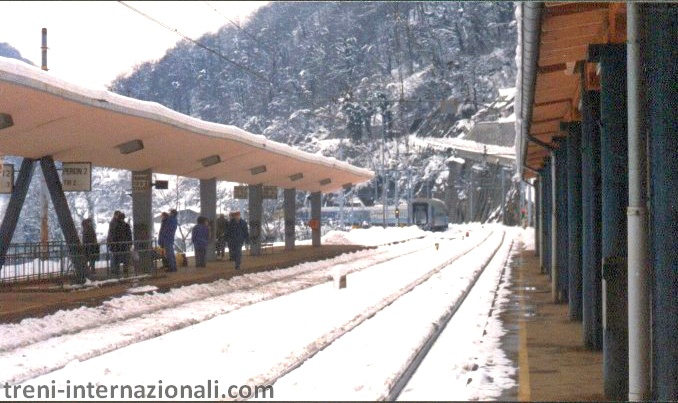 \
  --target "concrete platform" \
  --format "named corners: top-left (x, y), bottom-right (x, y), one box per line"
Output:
top-left (501, 238), bottom-right (606, 401)
top-left (0, 244), bottom-right (367, 323)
